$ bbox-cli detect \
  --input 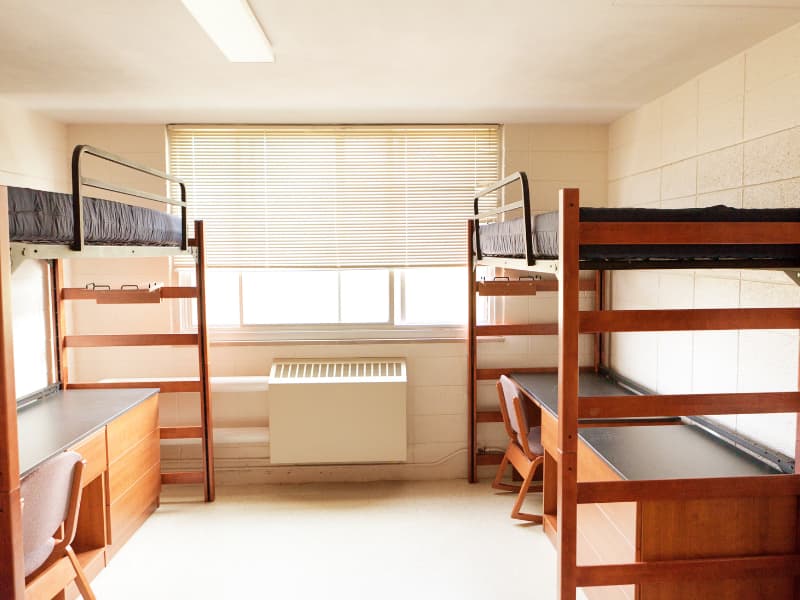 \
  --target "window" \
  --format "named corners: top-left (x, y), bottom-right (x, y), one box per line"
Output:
top-left (169, 125), bottom-right (499, 338)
